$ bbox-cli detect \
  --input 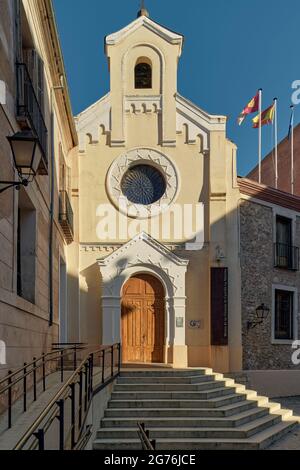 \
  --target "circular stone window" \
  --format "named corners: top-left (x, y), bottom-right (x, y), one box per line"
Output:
top-left (121, 164), bottom-right (166, 205)
top-left (107, 148), bottom-right (179, 219)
